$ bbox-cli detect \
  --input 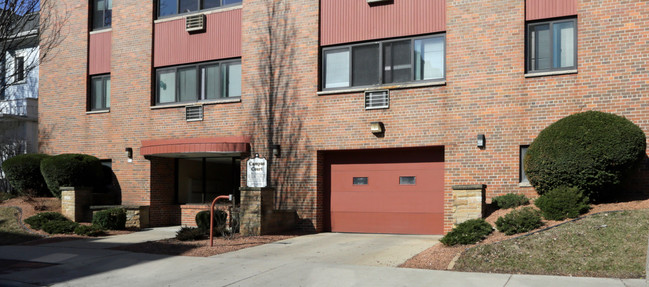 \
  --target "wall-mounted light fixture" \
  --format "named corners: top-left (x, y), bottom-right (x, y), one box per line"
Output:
top-left (477, 134), bottom-right (486, 149)
top-left (125, 147), bottom-right (133, 162)
top-left (370, 121), bottom-right (384, 134)
top-left (271, 144), bottom-right (281, 157)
